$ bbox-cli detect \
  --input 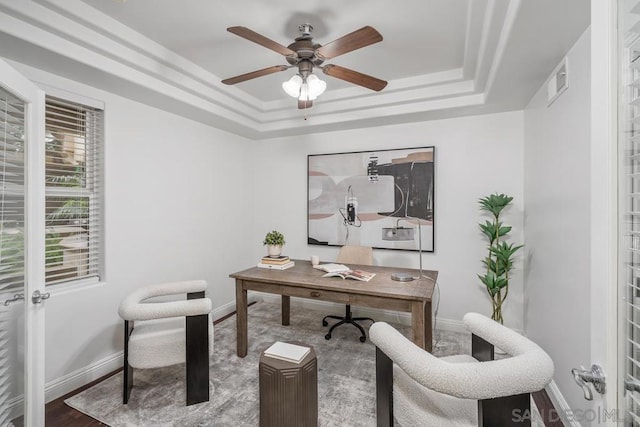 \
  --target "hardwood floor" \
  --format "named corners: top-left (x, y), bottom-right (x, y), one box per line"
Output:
top-left (533, 389), bottom-right (565, 427)
top-left (11, 370), bottom-right (116, 426)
